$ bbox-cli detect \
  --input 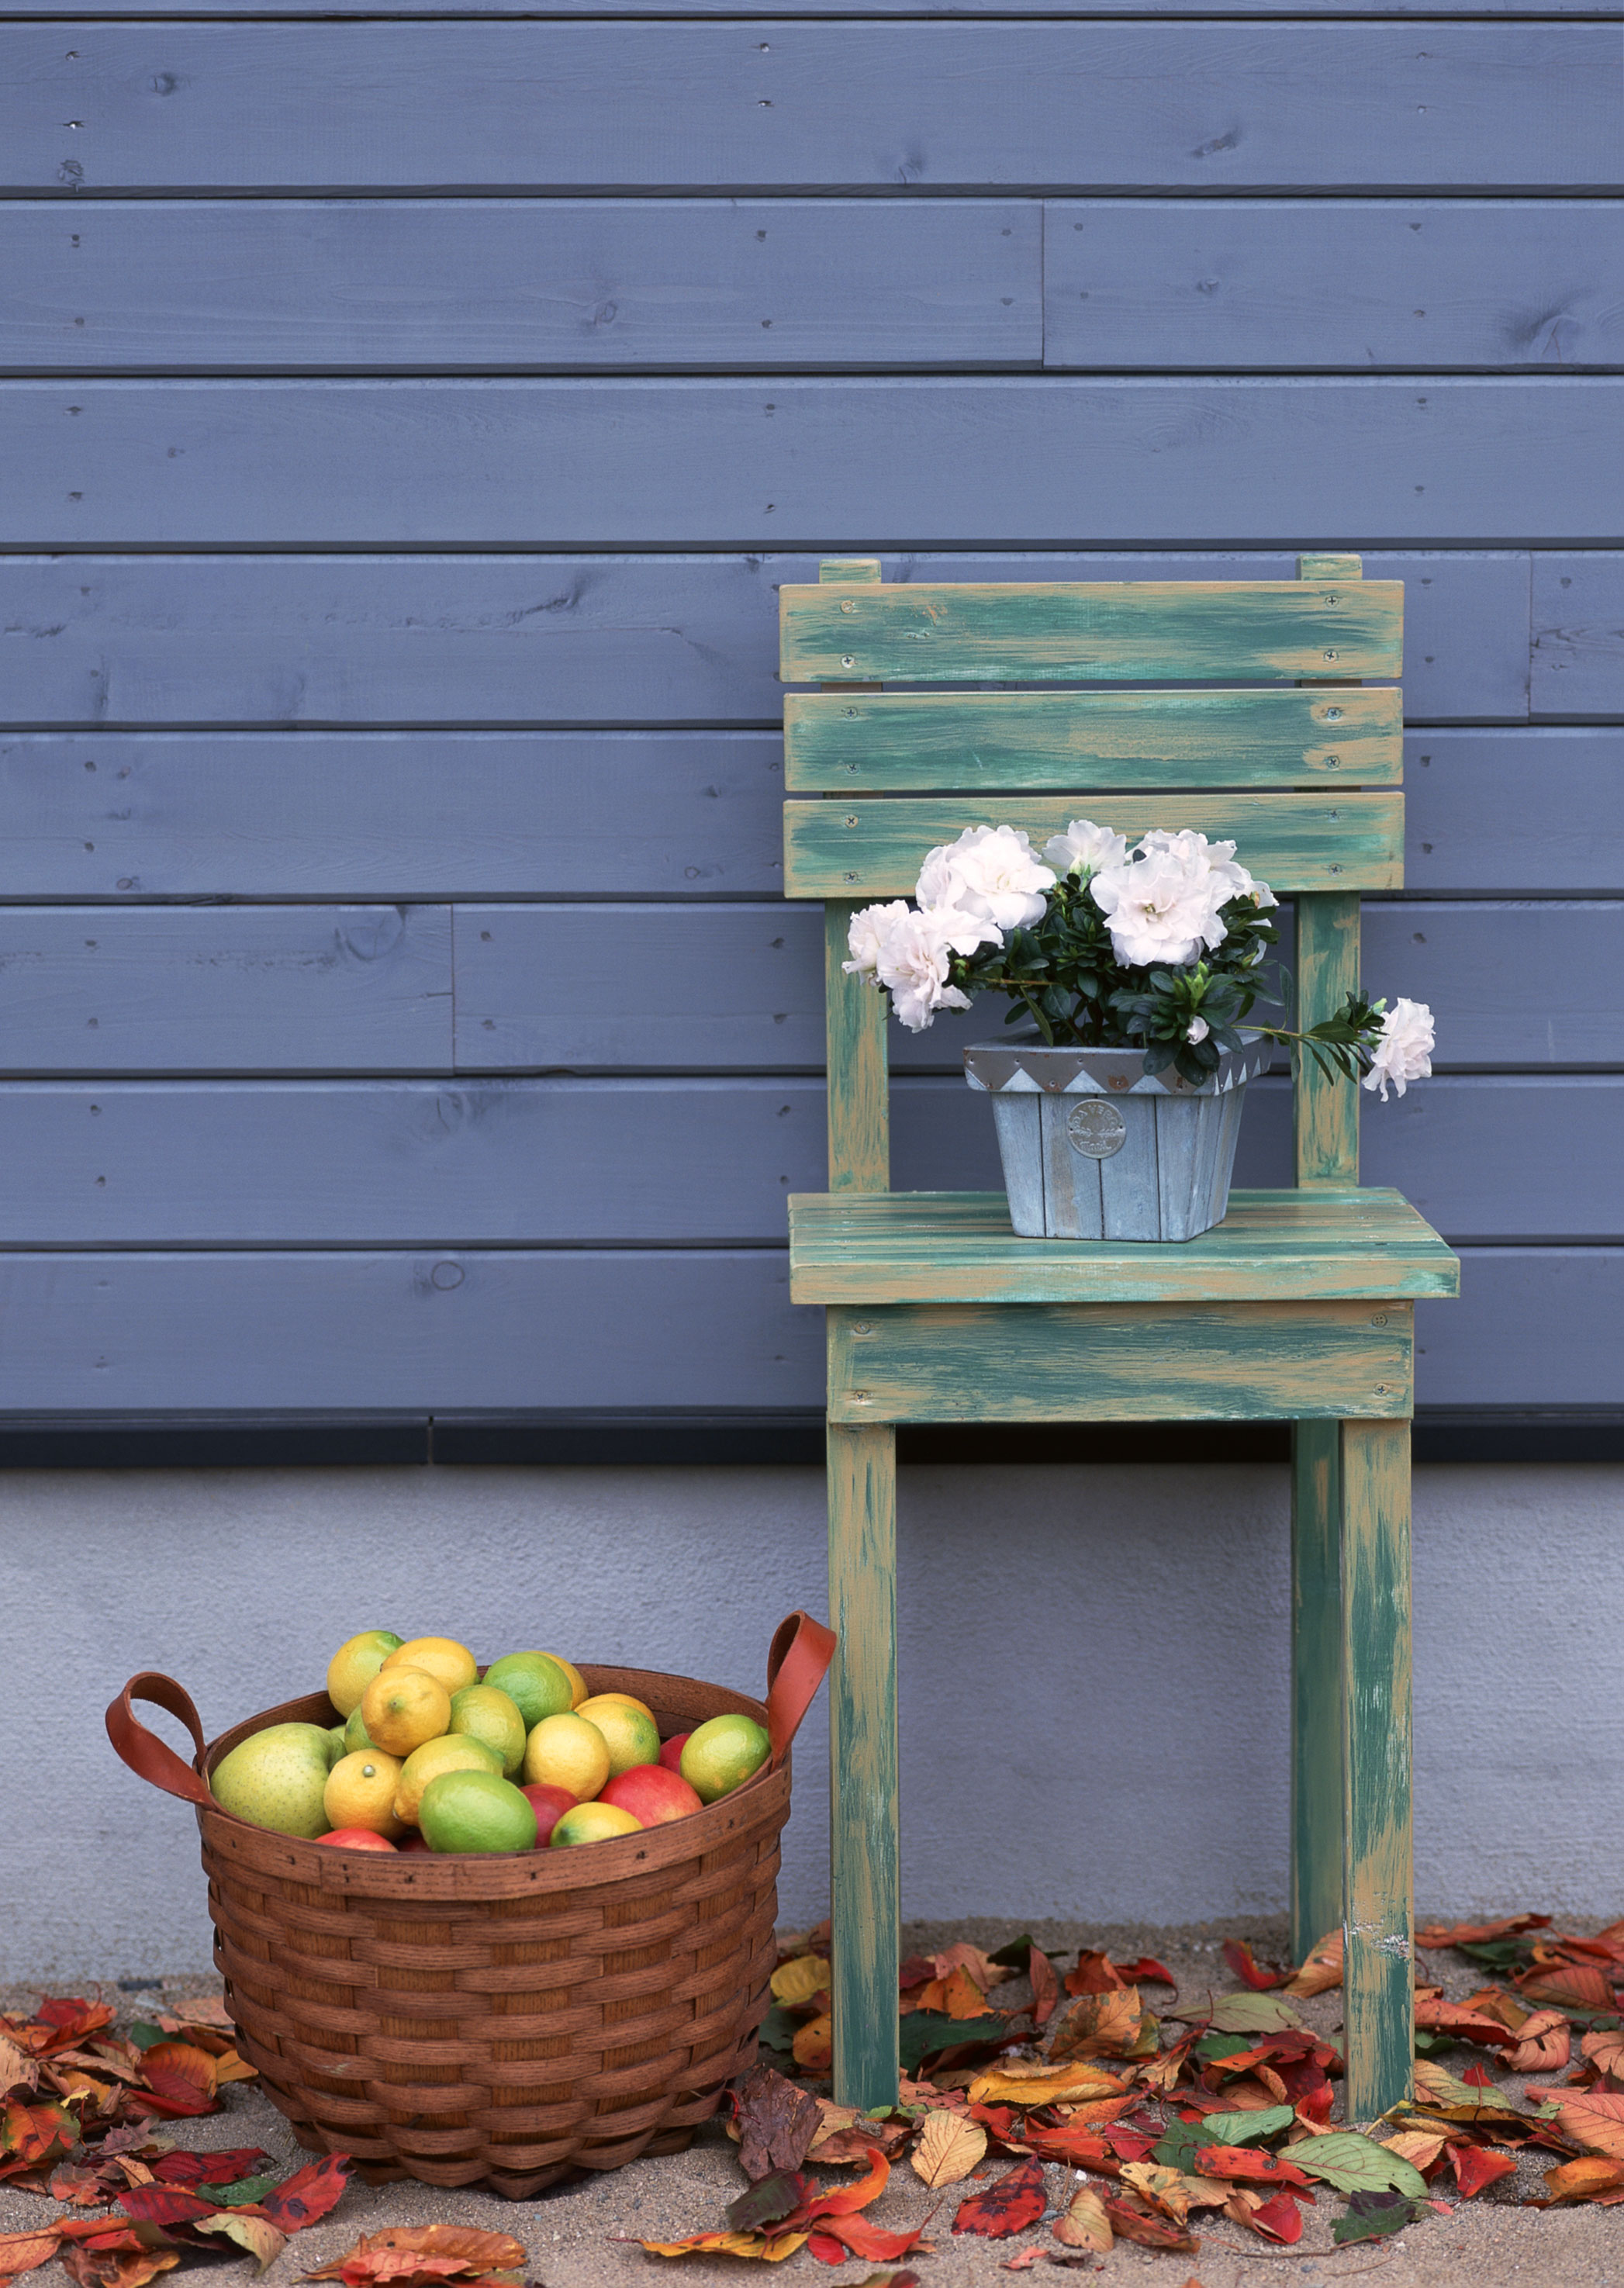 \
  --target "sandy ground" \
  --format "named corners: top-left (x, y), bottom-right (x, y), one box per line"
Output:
top-left (5, 1920), bottom-right (1620, 2288)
